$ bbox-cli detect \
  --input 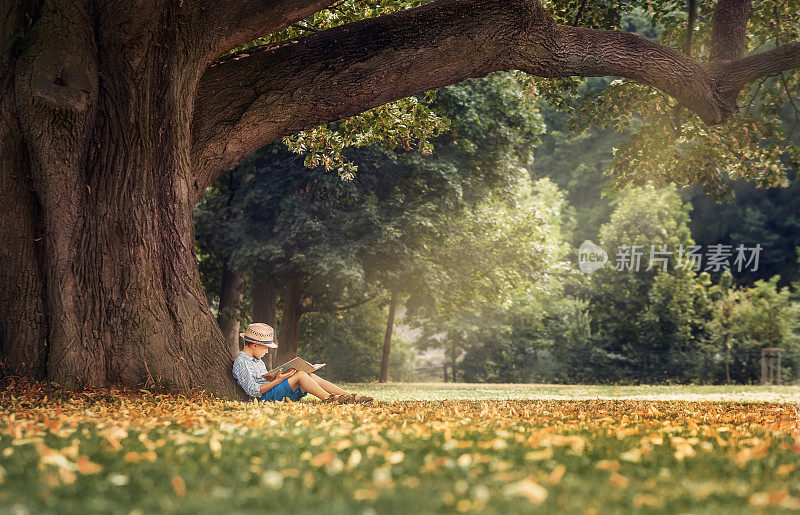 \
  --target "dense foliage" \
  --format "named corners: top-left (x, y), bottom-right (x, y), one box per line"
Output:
top-left (458, 183), bottom-right (800, 385)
